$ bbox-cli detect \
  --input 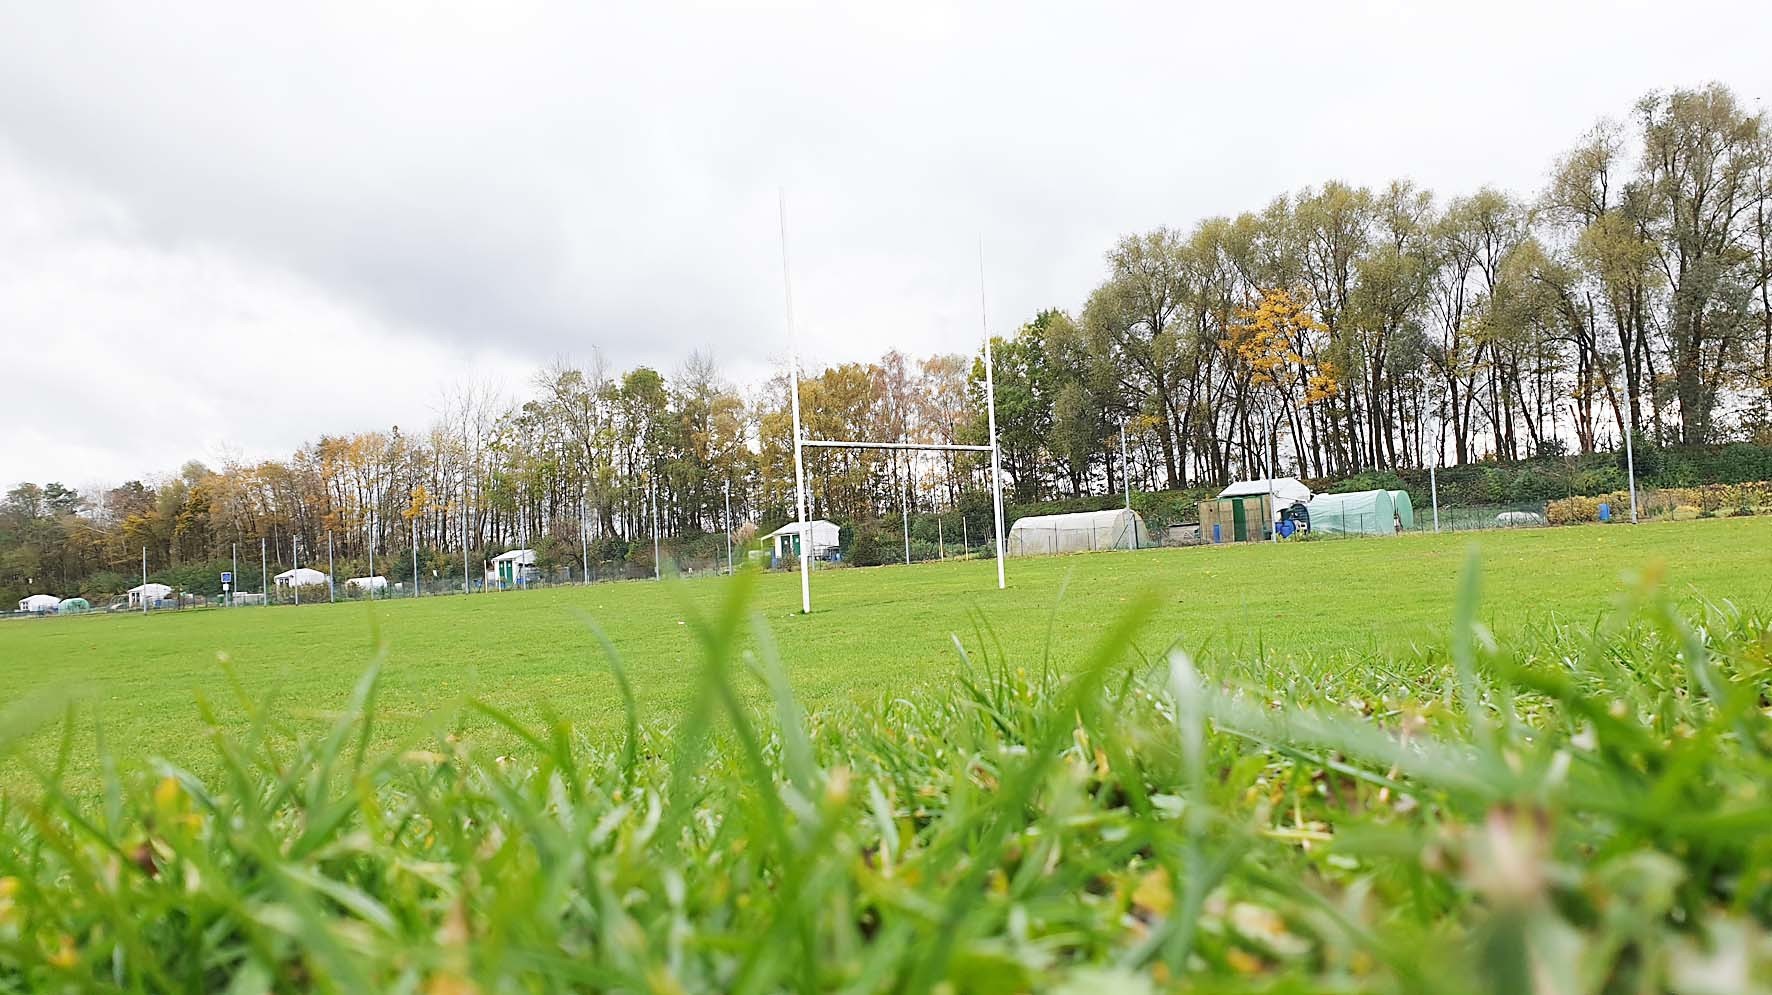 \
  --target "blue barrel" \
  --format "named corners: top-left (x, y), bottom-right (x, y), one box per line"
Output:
top-left (1598, 503), bottom-right (1611, 523)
